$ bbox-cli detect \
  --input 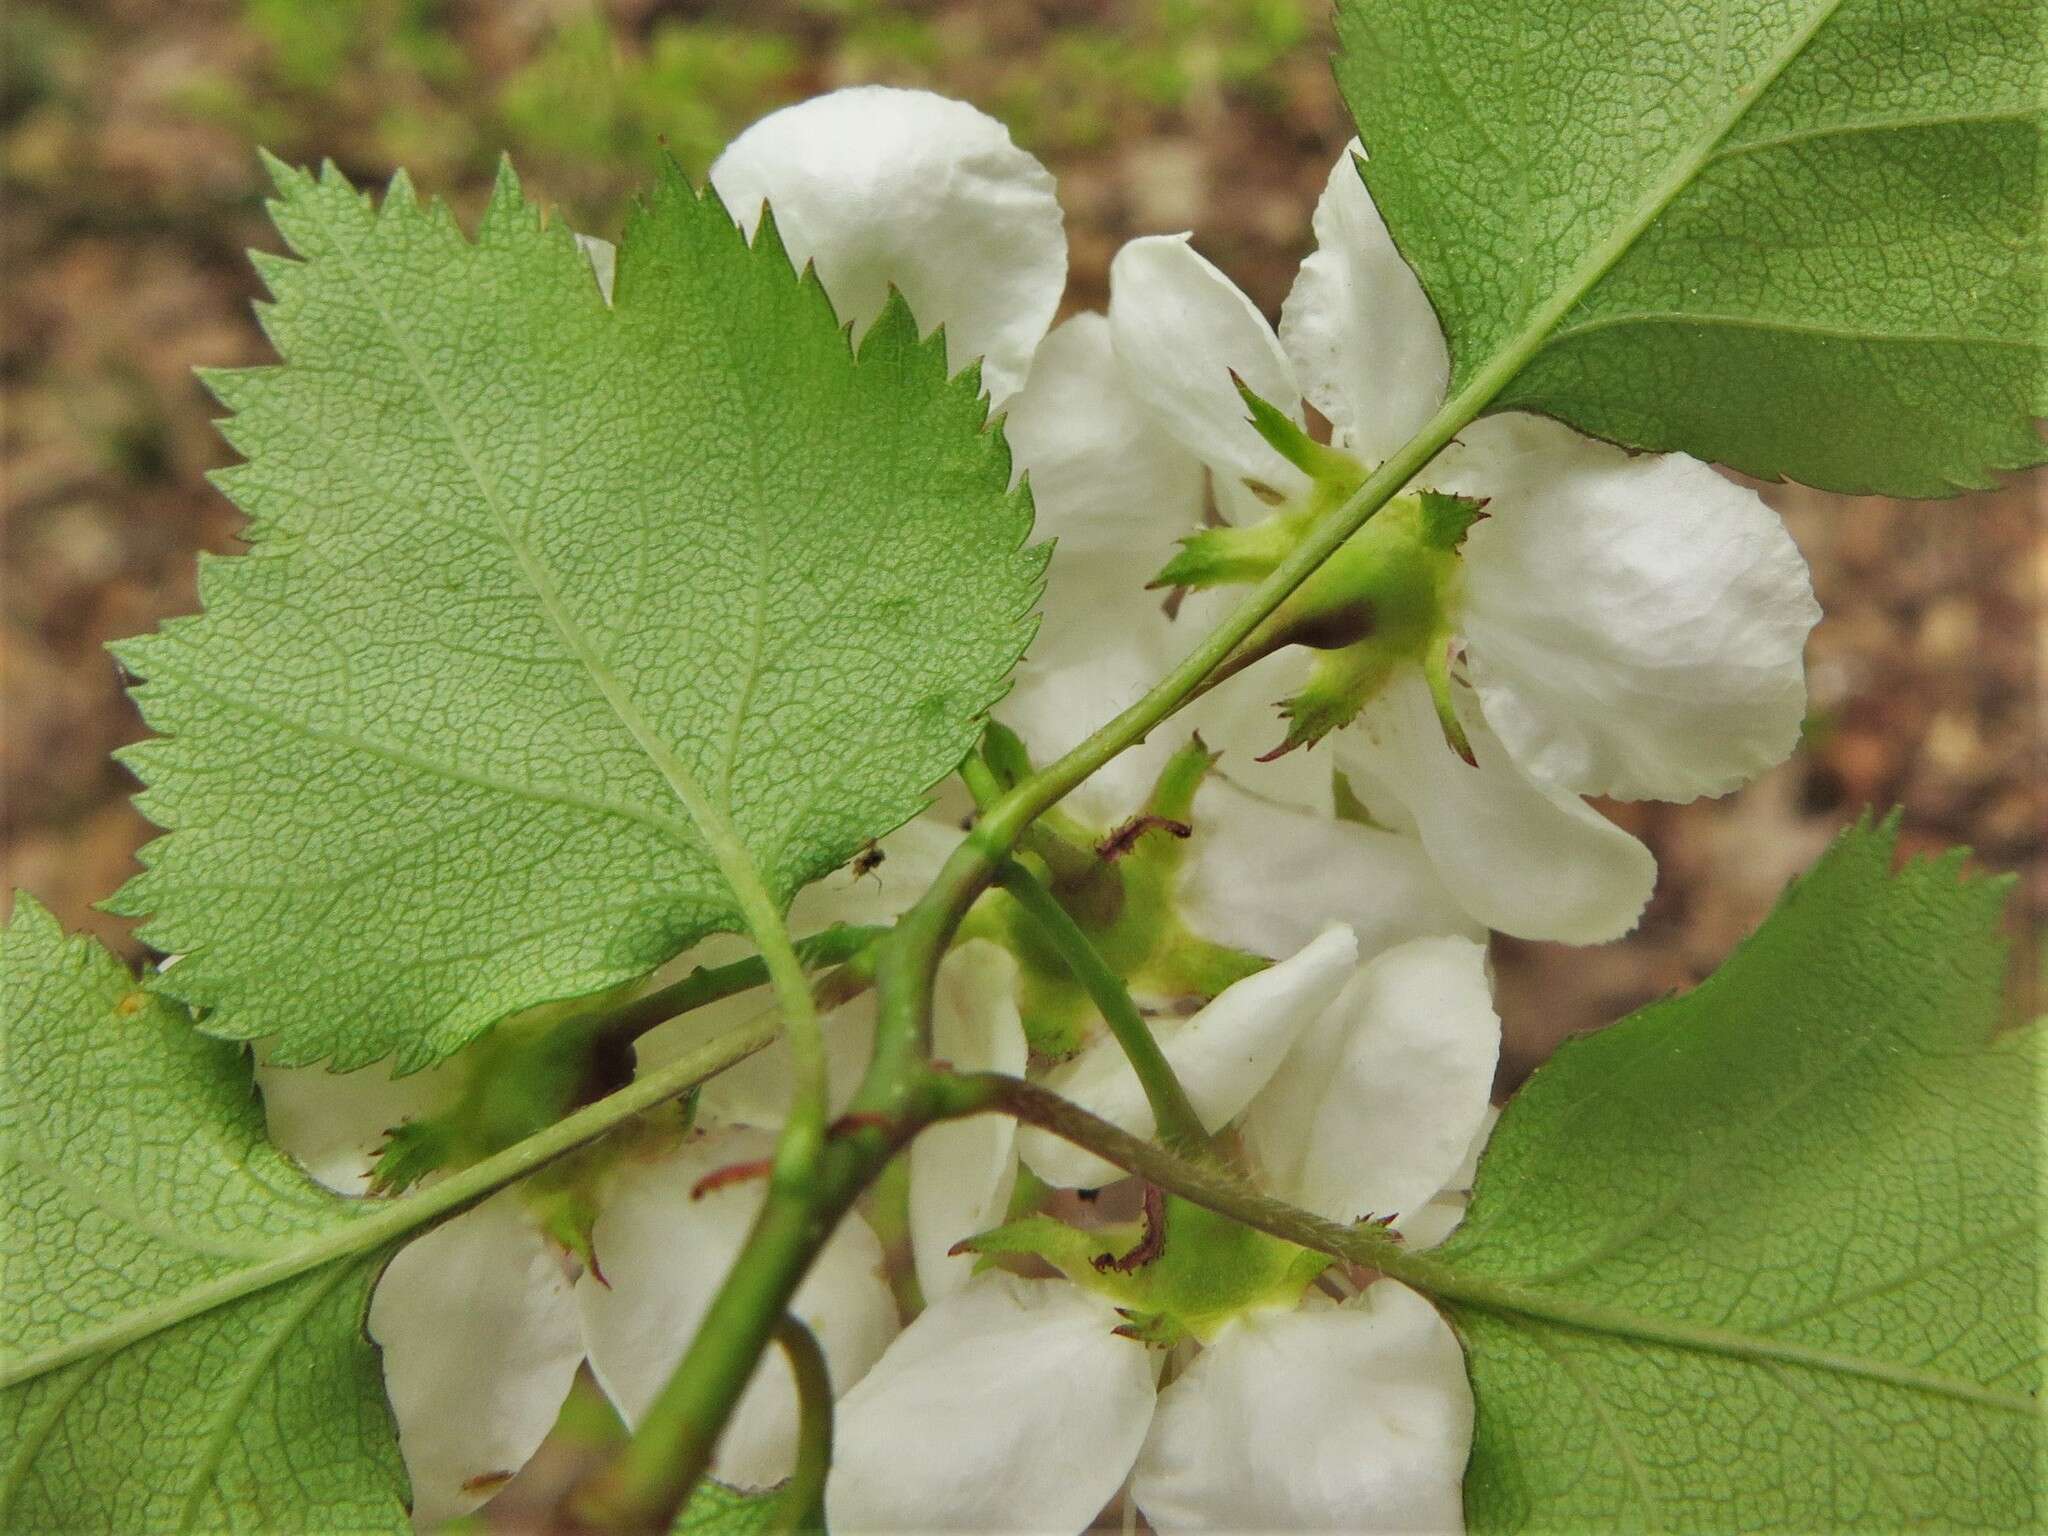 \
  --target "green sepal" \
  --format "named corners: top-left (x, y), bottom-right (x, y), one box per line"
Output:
top-left (527, 1171), bottom-right (607, 1282)
top-left (1267, 643), bottom-right (1407, 758)
top-left (1142, 736), bottom-right (1221, 825)
top-left (1107, 1308), bottom-right (1189, 1349)
top-left (367, 985), bottom-right (641, 1192)
top-left (958, 1212), bottom-right (1124, 1274)
top-left (1234, 376), bottom-right (1366, 484)
top-left (959, 1195), bottom-right (1331, 1342)
top-left (1332, 768), bottom-right (1393, 831)
top-left (1151, 518), bottom-right (1301, 591)
top-left (366, 1117), bottom-right (458, 1197)
top-left (981, 719), bottom-right (1037, 792)
top-left (1417, 490), bottom-right (1487, 550)
top-left (673, 1478), bottom-right (781, 1535)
